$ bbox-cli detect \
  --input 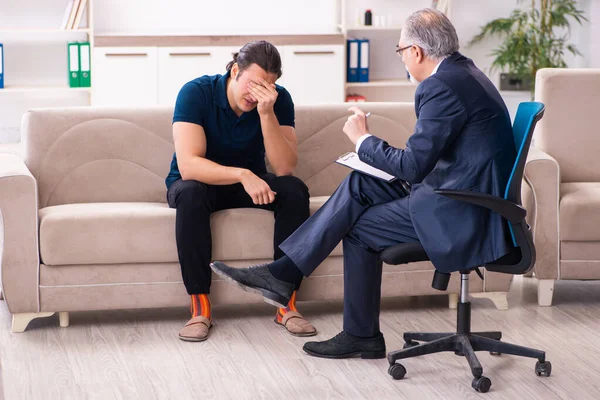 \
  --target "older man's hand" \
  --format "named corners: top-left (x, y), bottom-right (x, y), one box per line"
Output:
top-left (343, 106), bottom-right (370, 145)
